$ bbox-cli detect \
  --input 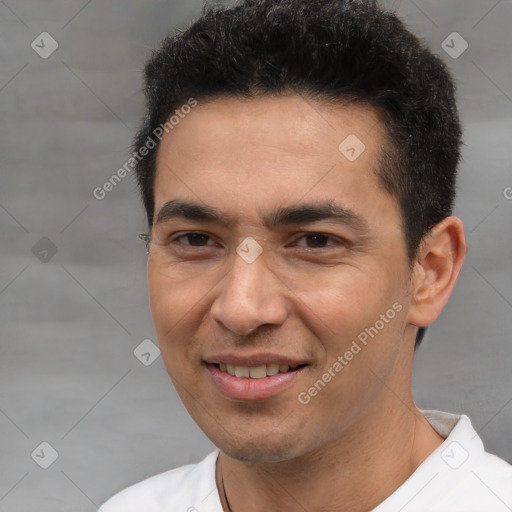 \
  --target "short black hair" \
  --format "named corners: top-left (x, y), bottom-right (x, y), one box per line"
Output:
top-left (134, 0), bottom-right (463, 348)
top-left (415, 326), bottom-right (427, 350)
